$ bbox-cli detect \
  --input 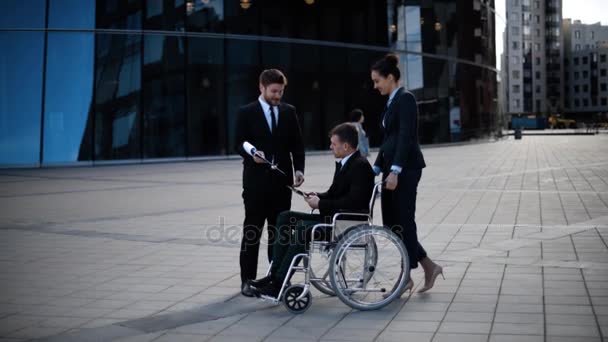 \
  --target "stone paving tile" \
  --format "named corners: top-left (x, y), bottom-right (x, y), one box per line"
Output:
top-left (489, 335), bottom-right (544, 342)
top-left (2, 136), bottom-right (608, 341)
